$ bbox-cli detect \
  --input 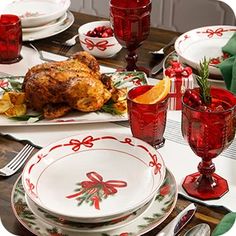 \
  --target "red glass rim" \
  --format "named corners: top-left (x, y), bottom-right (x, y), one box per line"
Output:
top-left (110, 0), bottom-right (152, 9)
top-left (182, 87), bottom-right (236, 113)
top-left (127, 85), bottom-right (169, 105)
top-left (0, 14), bottom-right (21, 25)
